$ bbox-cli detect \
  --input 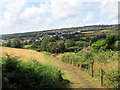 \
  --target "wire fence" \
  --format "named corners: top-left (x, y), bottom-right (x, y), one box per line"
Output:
top-left (81, 62), bottom-right (119, 88)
